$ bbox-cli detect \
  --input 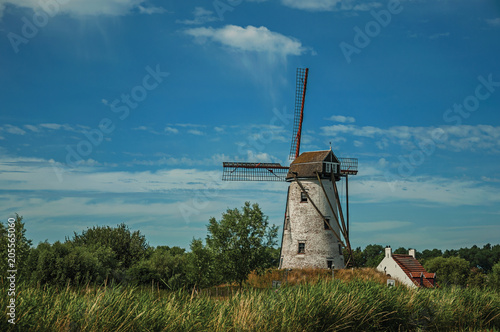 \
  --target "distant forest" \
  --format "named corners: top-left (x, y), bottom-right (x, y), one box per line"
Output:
top-left (3, 210), bottom-right (500, 290)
